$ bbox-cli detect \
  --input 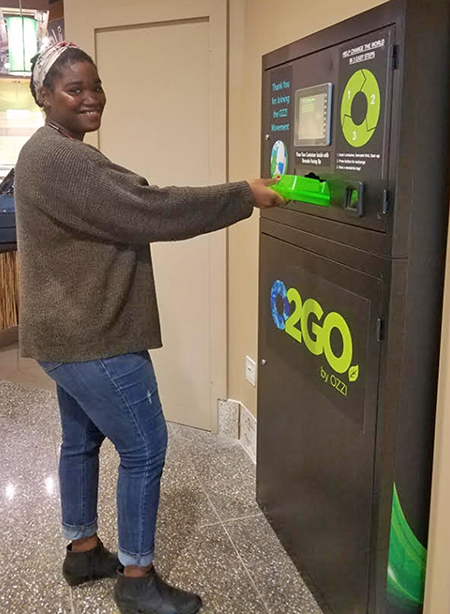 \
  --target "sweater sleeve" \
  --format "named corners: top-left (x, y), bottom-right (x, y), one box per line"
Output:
top-left (36, 140), bottom-right (255, 245)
